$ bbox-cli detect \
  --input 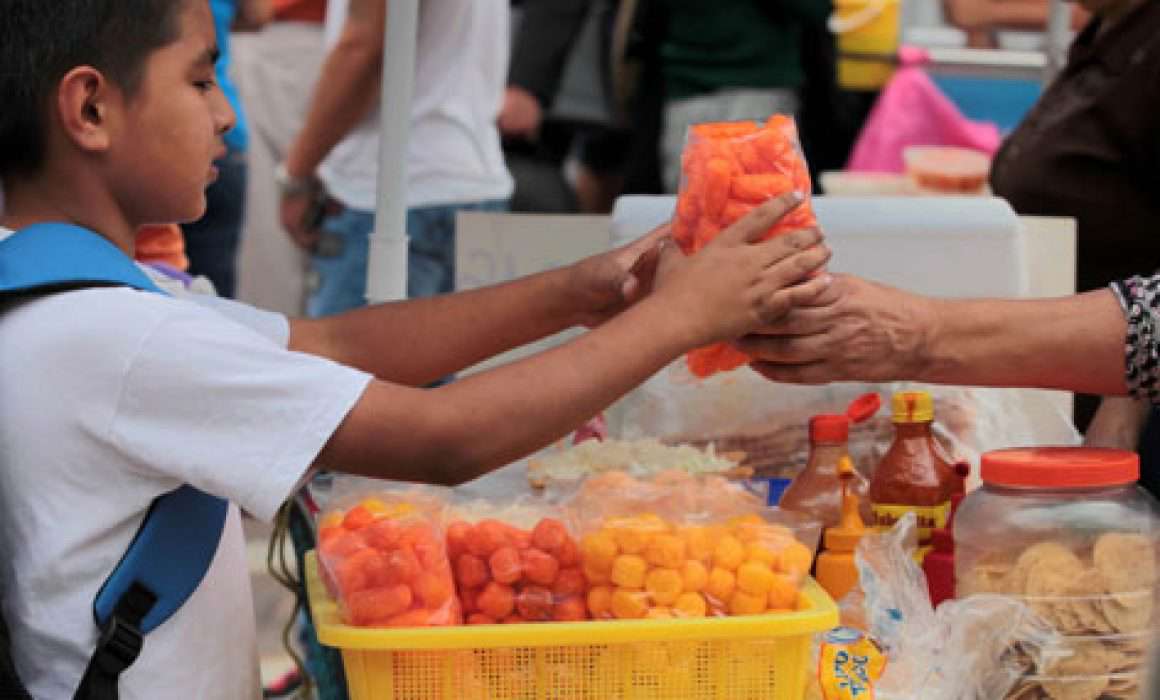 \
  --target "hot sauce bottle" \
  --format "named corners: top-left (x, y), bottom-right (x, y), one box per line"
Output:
top-left (779, 394), bottom-right (880, 528)
top-left (868, 391), bottom-right (957, 562)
